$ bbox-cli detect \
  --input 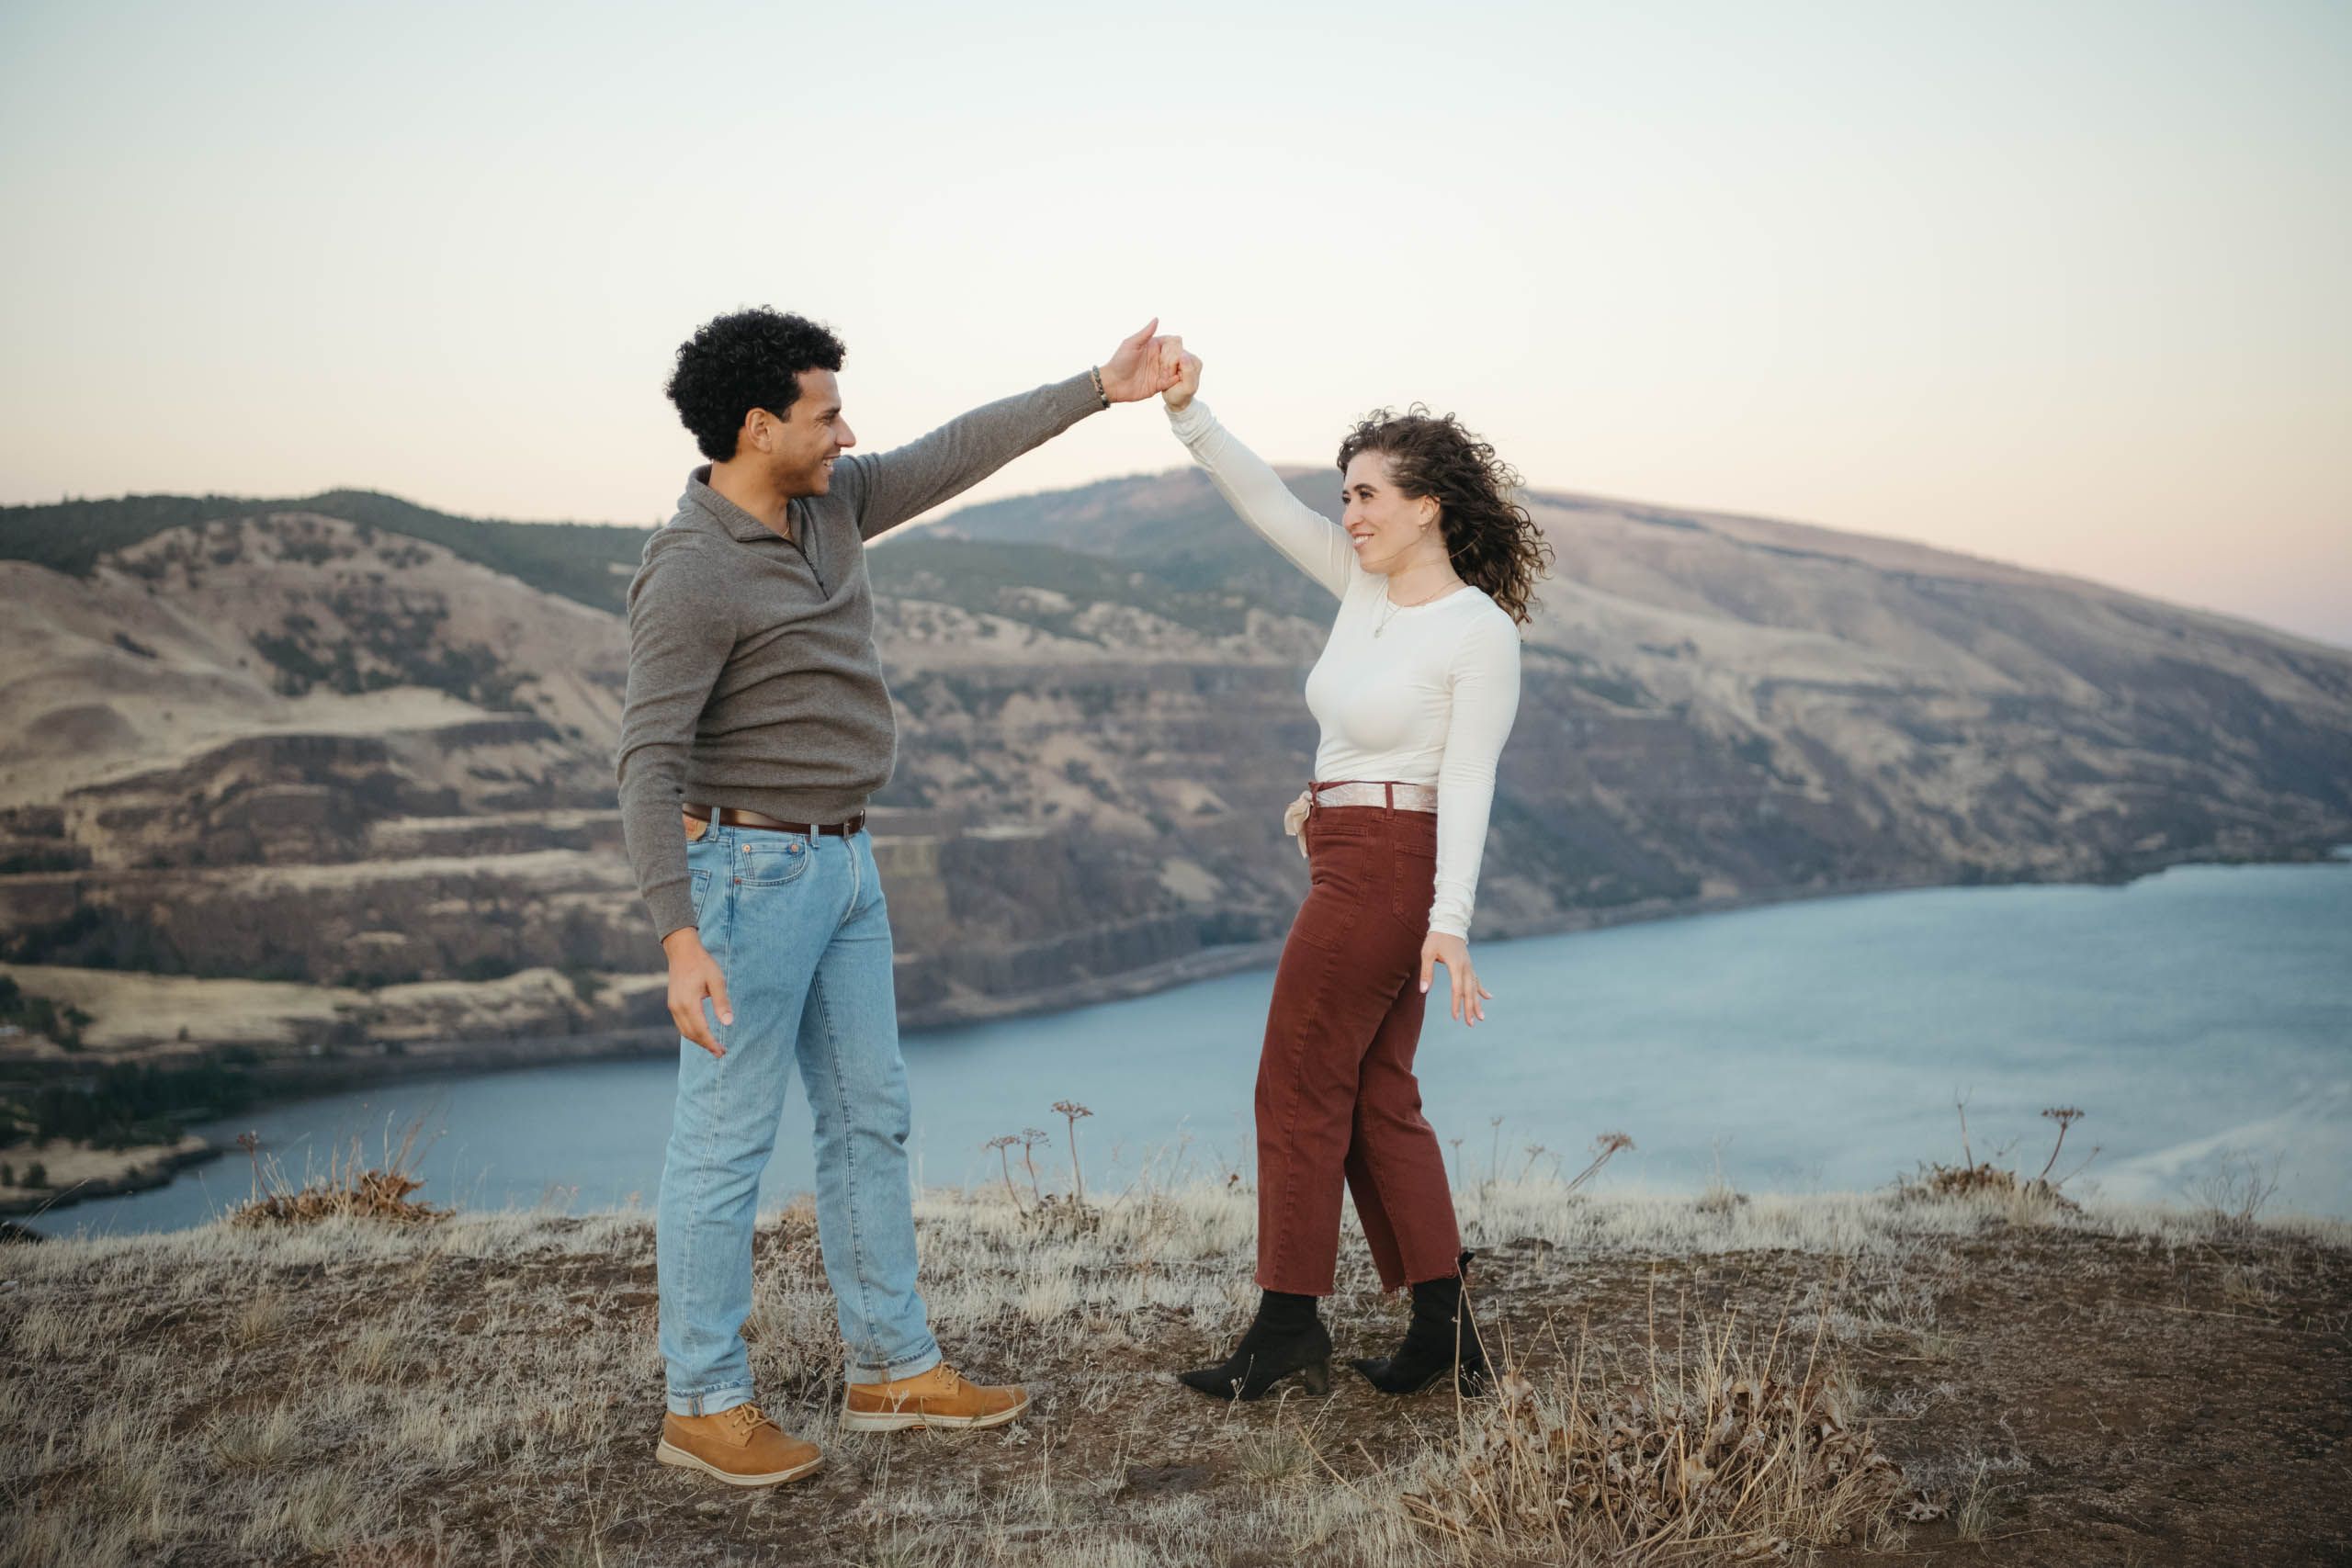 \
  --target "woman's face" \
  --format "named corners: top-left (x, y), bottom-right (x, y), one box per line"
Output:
top-left (1340, 451), bottom-right (1436, 575)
